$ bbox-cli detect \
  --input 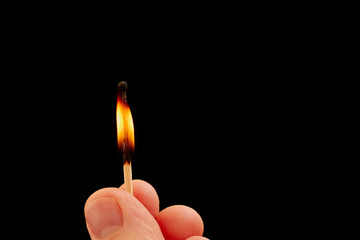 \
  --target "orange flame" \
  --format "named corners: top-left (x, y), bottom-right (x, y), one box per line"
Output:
top-left (116, 94), bottom-right (134, 151)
